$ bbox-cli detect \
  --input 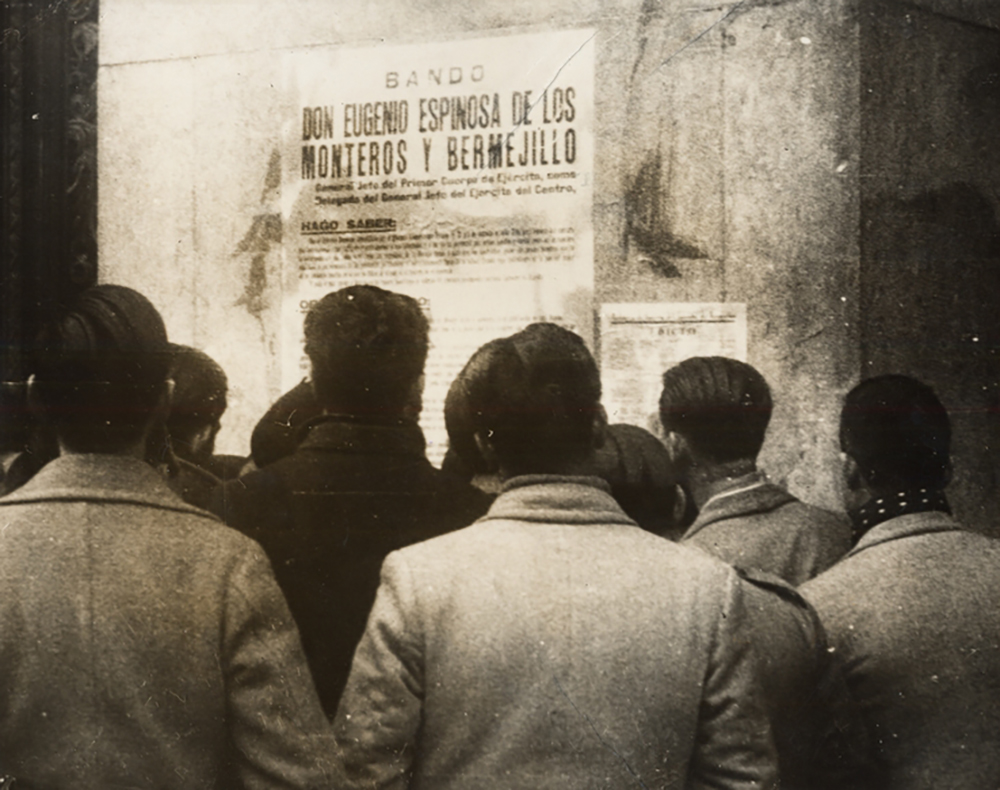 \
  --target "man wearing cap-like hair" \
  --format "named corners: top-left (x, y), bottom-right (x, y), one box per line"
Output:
top-left (801, 375), bottom-right (1000, 789)
top-left (212, 284), bottom-right (490, 715)
top-left (659, 356), bottom-right (851, 585)
top-left (334, 323), bottom-right (778, 790)
top-left (0, 285), bottom-right (337, 789)
top-left (164, 344), bottom-right (246, 509)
